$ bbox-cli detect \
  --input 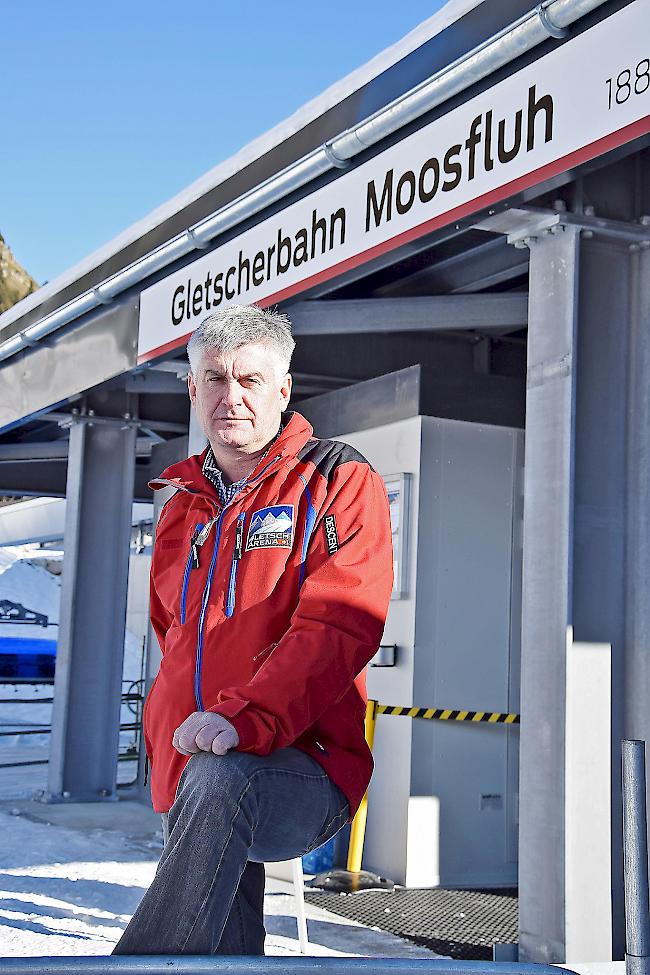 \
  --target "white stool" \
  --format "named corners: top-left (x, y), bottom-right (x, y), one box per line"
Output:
top-left (290, 857), bottom-right (309, 952)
